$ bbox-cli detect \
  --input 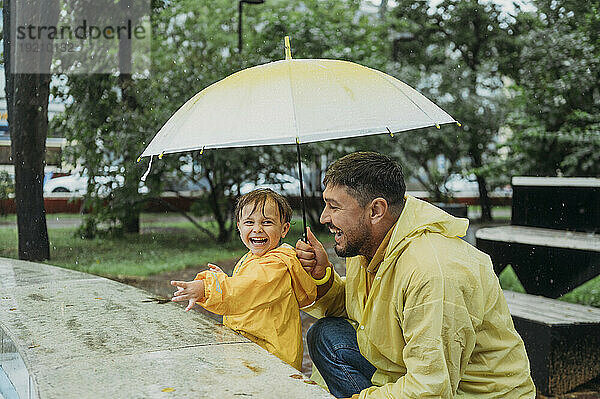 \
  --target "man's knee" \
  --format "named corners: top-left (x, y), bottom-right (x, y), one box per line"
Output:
top-left (307, 317), bottom-right (329, 353)
top-left (307, 317), bottom-right (354, 355)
